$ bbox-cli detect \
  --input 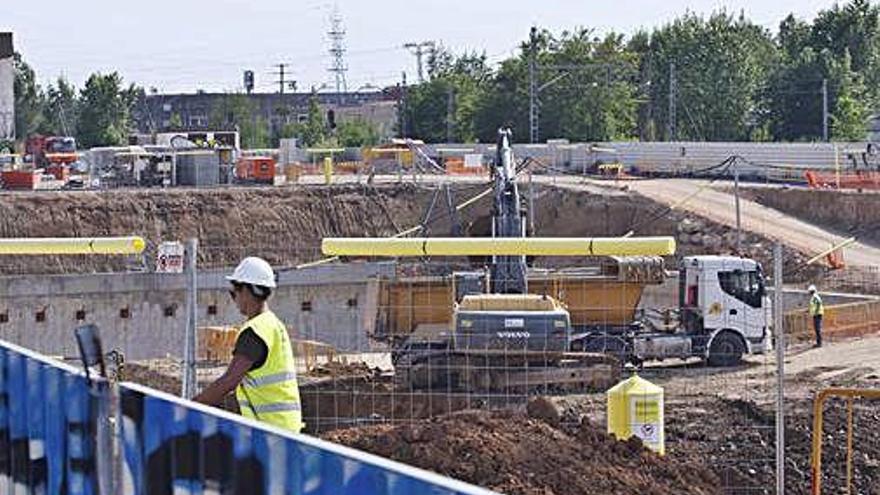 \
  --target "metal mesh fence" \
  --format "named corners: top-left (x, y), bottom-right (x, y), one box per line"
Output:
top-left (184, 234), bottom-right (783, 493)
top-left (0, 173), bottom-right (879, 494)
